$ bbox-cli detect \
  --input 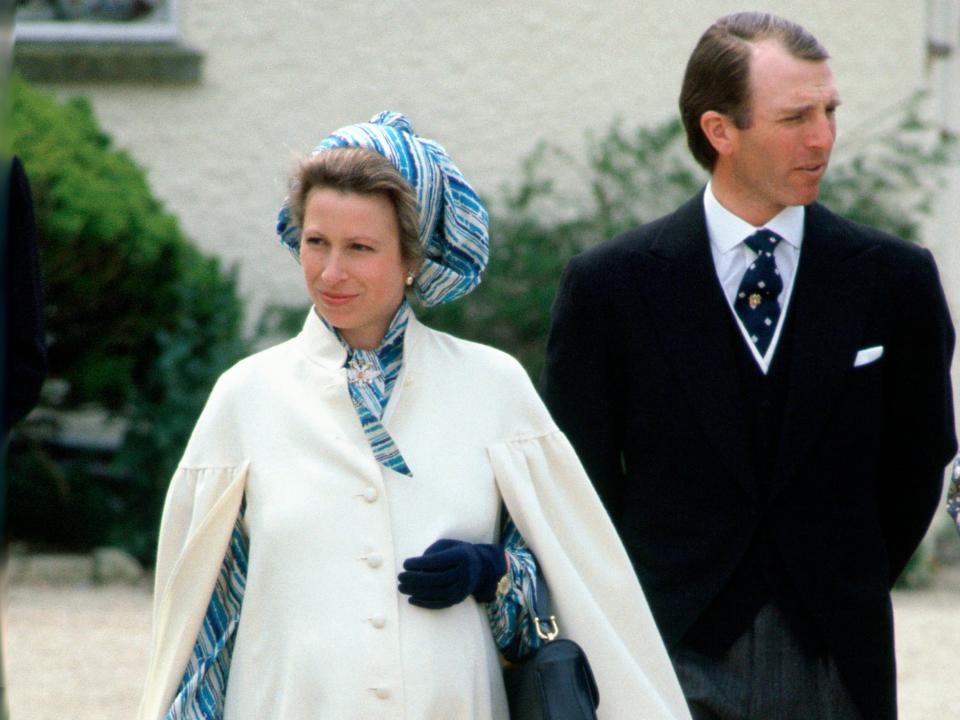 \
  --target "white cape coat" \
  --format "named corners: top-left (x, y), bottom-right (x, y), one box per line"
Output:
top-left (138, 311), bottom-right (691, 720)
